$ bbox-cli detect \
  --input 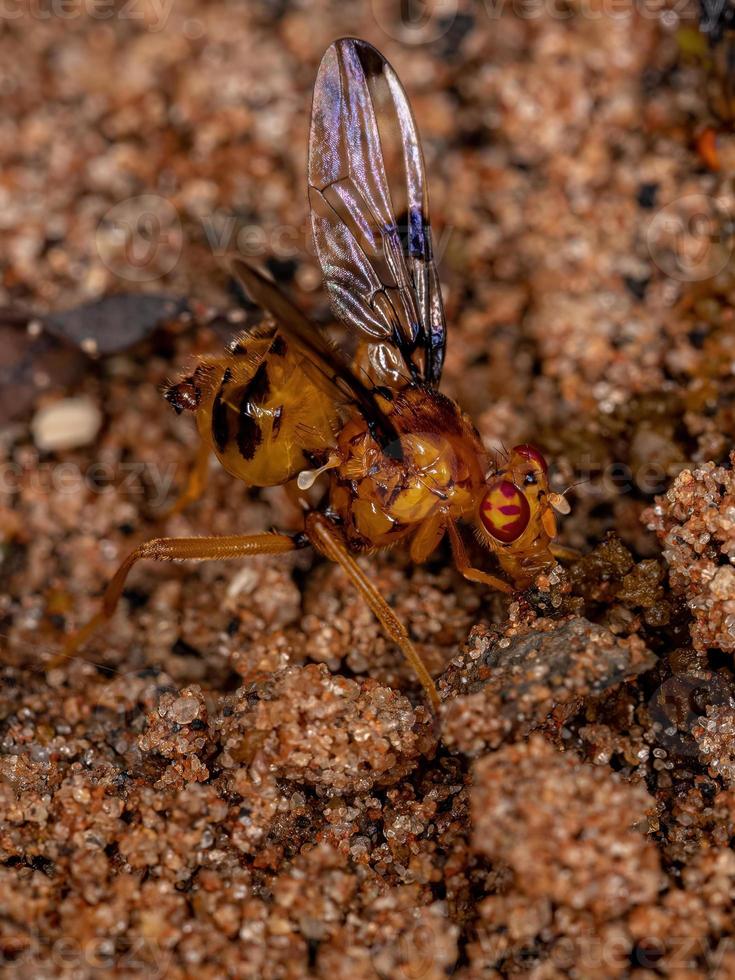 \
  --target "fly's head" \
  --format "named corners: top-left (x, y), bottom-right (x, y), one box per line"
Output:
top-left (476, 444), bottom-right (569, 554)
